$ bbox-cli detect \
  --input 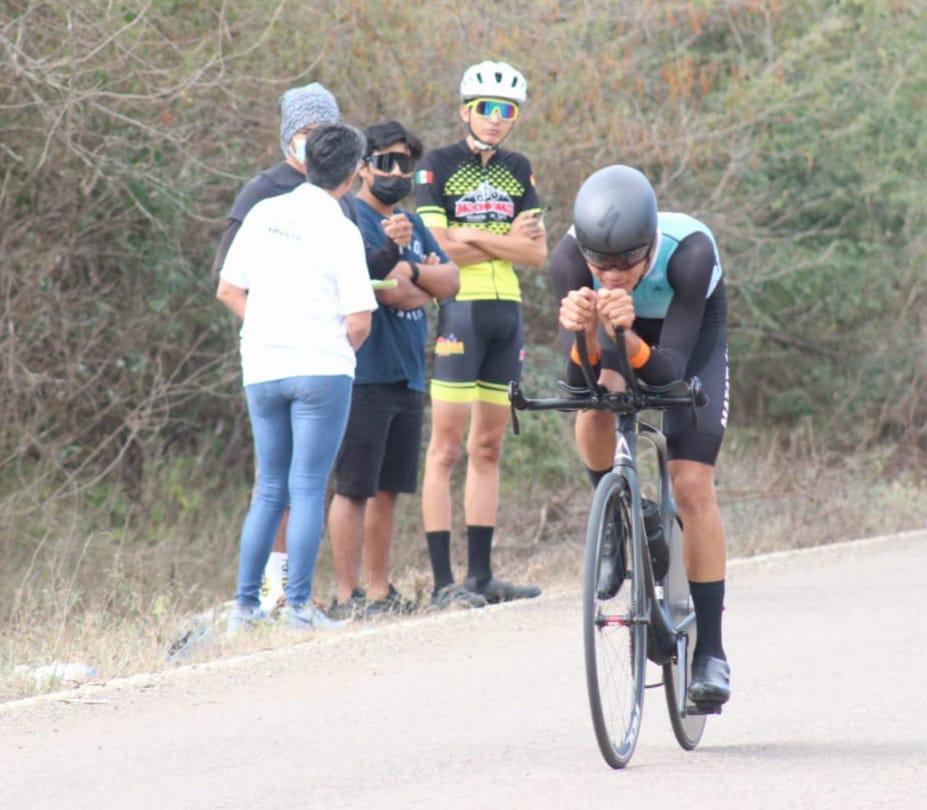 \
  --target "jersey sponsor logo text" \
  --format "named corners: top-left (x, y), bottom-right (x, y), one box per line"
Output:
top-left (394, 308), bottom-right (425, 320)
top-left (267, 225), bottom-right (302, 241)
top-left (454, 181), bottom-right (514, 221)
